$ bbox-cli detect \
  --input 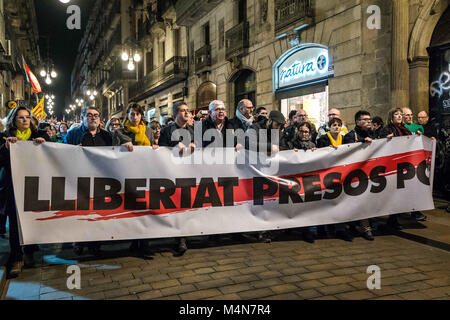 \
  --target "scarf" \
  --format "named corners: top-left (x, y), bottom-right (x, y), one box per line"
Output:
top-left (236, 109), bottom-right (254, 130)
top-left (327, 132), bottom-right (342, 147)
top-left (125, 121), bottom-right (151, 146)
top-left (392, 124), bottom-right (412, 137)
top-left (16, 128), bottom-right (32, 141)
